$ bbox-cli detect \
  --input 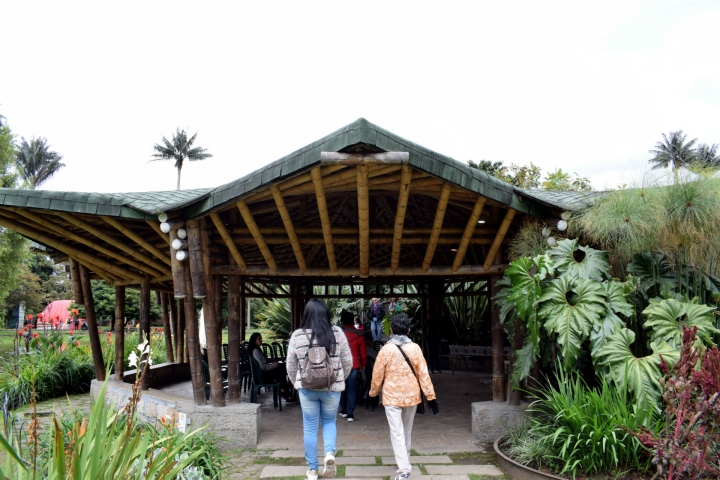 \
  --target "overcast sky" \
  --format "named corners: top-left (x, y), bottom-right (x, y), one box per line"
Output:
top-left (2, 1), bottom-right (719, 194)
